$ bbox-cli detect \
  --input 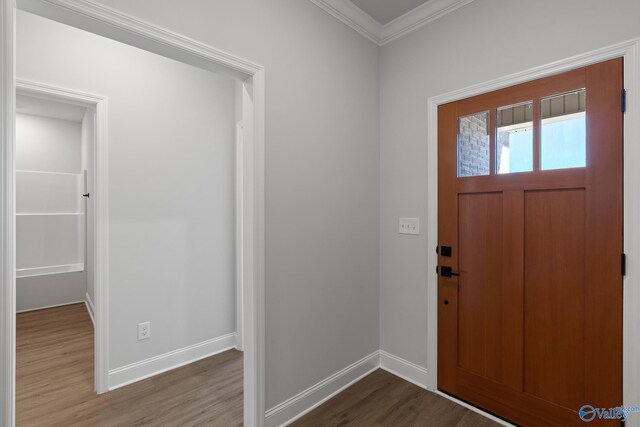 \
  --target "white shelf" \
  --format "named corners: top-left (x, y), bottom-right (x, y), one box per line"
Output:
top-left (17, 212), bottom-right (84, 216)
top-left (17, 263), bottom-right (84, 279)
top-left (16, 169), bottom-right (82, 176)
